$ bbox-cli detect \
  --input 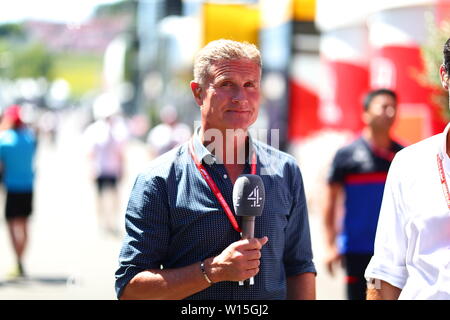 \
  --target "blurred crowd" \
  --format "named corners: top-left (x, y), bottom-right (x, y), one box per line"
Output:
top-left (0, 94), bottom-right (193, 282)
